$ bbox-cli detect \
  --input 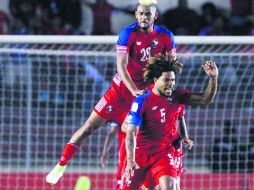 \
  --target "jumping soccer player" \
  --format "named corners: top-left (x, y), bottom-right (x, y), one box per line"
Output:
top-left (46, 0), bottom-right (177, 186)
